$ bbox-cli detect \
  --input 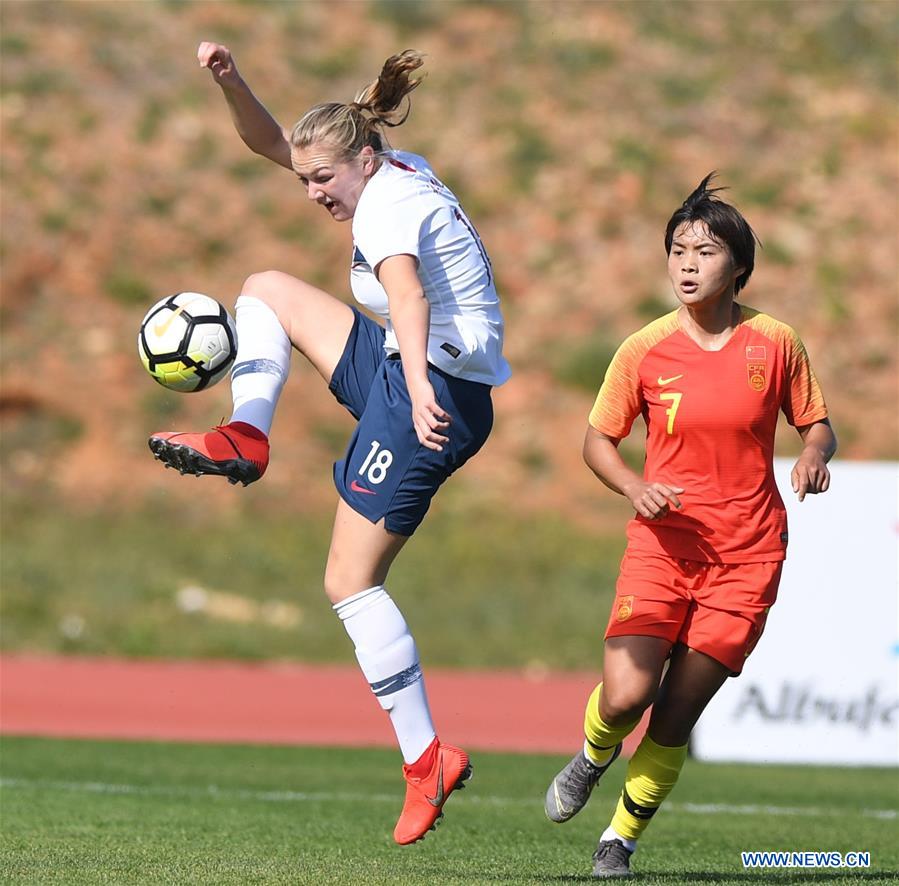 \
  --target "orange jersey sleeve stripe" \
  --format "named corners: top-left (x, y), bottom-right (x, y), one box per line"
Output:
top-left (589, 311), bottom-right (680, 438)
